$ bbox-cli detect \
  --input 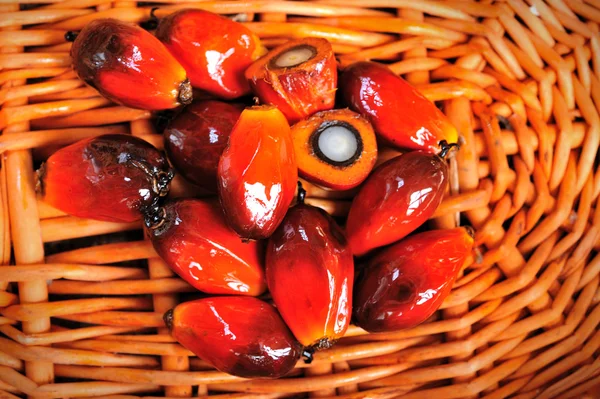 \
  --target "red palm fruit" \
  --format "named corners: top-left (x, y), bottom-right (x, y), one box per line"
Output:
top-left (339, 61), bottom-right (458, 153)
top-left (37, 134), bottom-right (172, 223)
top-left (145, 198), bottom-right (266, 296)
top-left (165, 296), bottom-right (301, 378)
top-left (163, 100), bottom-right (243, 192)
top-left (245, 37), bottom-right (337, 123)
top-left (218, 105), bottom-right (298, 240)
top-left (71, 19), bottom-right (192, 110)
top-left (346, 150), bottom-right (449, 256)
top-left (266, 192), bottom-right (353, 350)
top-left (291, 109), bottom-right (377, 190)
top-left (155, 9), bottom-right (266, 99)
top-left (353, 227), bottom-right (474, 333)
